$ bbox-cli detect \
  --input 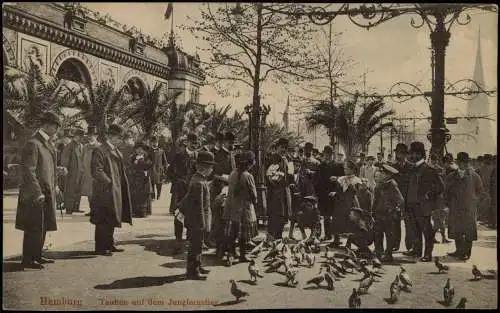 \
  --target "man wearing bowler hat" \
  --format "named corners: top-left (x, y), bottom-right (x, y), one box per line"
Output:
top-left (166, 132), bottom-right (199, 254)
top-left (392, 143), bottom-right (412, 253)
top-left (405, 141), bottom-right (444, 262)
top-left (445, 152), bottom-right (484, 260)
top-left (15, 111), bottom-right (62, 269)
top-left (90, 124), bottom-right (133, 256)
top-left (60, 126), bottom-right (86, 214)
